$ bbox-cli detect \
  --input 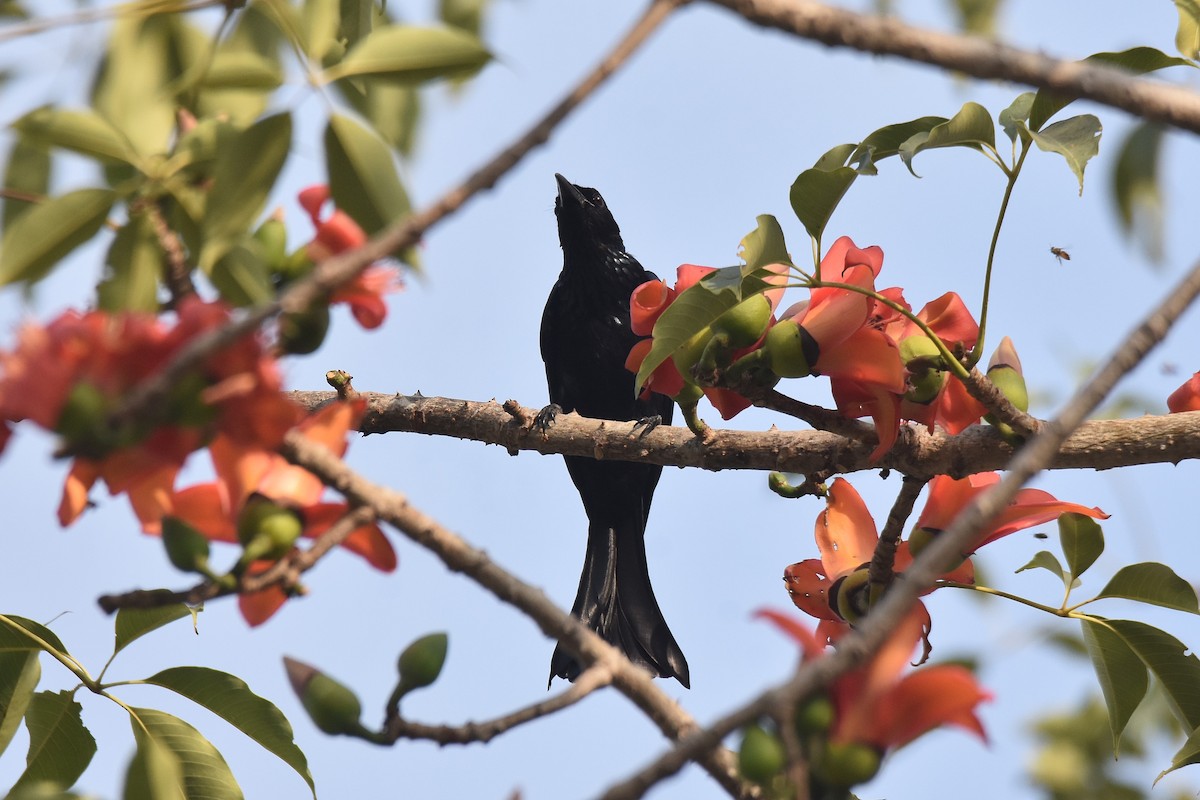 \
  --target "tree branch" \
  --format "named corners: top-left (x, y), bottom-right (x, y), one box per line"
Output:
top-left (705, 0), bottom-right (1200, 135)
top-left (288, 390), bottom-right (1200, 476)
